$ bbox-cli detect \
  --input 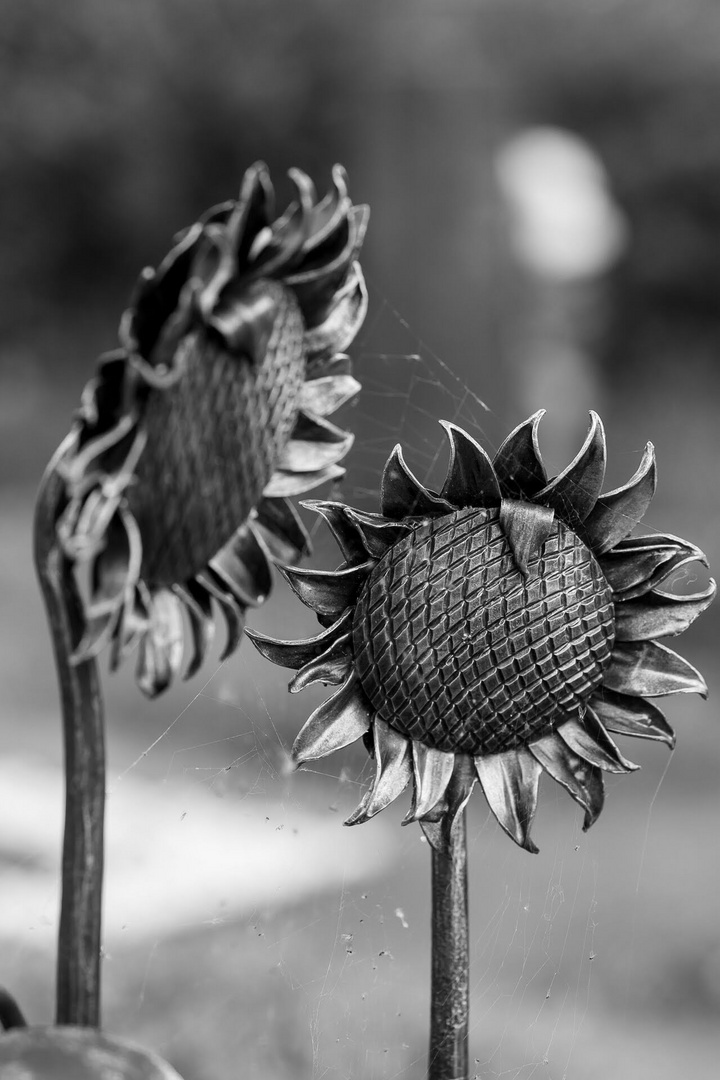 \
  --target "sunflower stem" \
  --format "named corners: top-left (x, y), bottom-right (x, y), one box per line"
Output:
top-left (34, 436), bottom-right (105, 1028)
top-left (428, 806), bottom-right (470, 1080)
